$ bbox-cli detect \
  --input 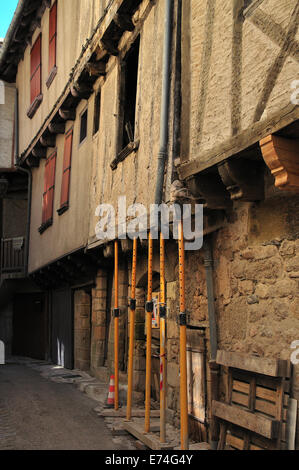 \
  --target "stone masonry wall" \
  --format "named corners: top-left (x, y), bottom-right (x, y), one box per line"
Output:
top-left (74, 290), bottom-right (91, 371)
